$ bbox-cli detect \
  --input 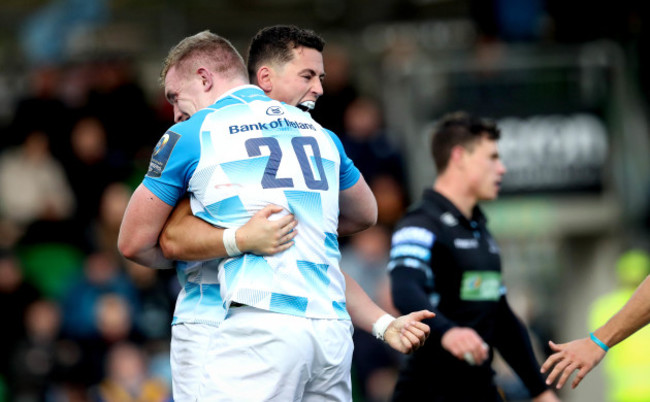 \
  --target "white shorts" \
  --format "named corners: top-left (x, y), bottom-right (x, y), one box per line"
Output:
top-left (171, 323), bottom-right (219, 401)
top-left (197, 305), bottom-right (354, 401)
